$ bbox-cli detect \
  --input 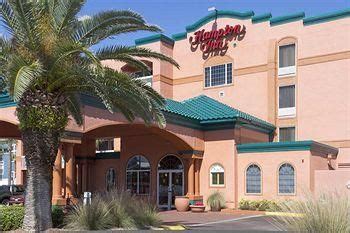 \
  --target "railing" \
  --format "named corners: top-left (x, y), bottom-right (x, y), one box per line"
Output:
top-left (136, 75), bottom-right (152, 87)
